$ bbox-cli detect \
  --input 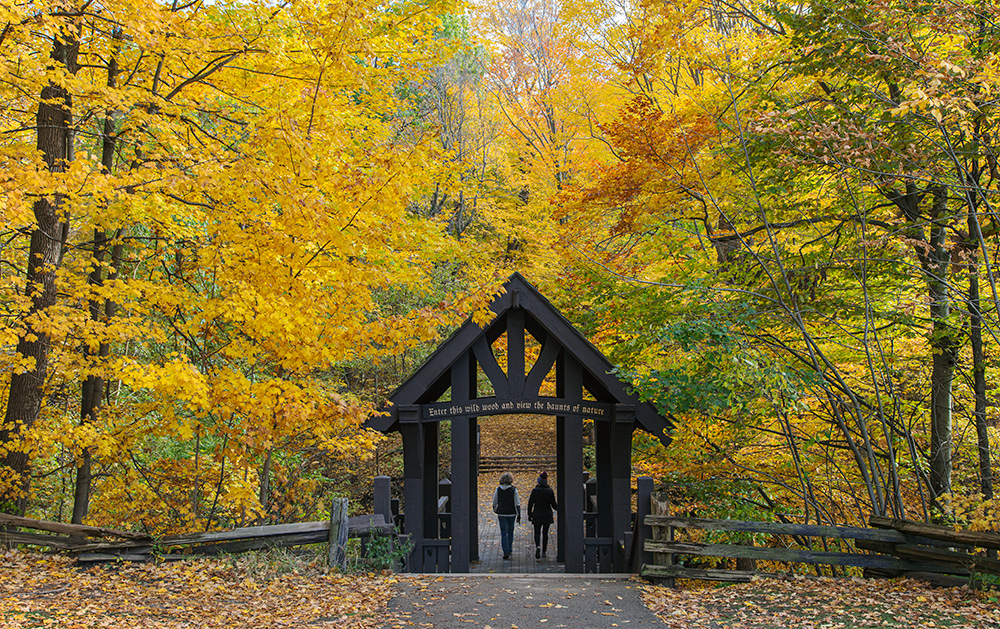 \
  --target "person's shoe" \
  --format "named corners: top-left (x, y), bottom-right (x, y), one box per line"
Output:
top-left (542, 552), bottom-right (547, 558)
top-left (535, 547), bottom-right (541, 559)
top-left (503, 553), bottom-right (510, 560)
